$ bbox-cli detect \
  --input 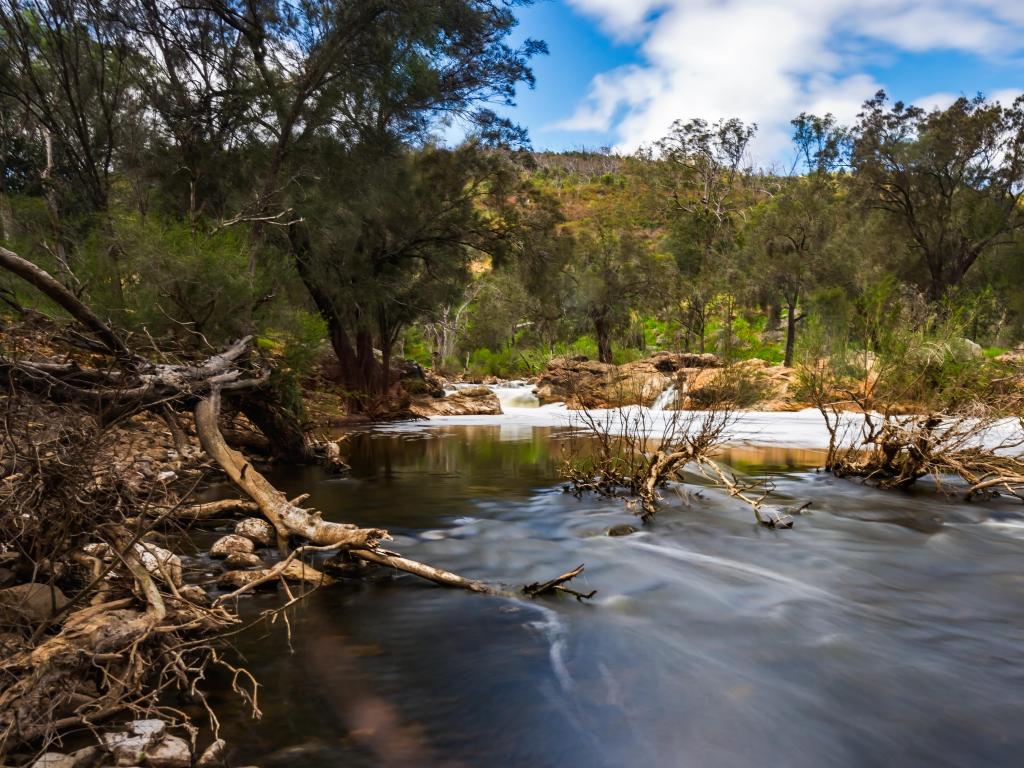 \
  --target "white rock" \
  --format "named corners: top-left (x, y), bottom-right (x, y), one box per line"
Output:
top-left (234, 517), bottom-right (275, 547)
top-left (209, 535), bottom-right (254, 558)
top-left (133, 542), bottom-right (183, 586)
